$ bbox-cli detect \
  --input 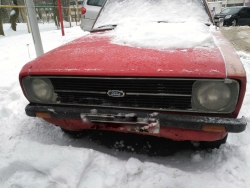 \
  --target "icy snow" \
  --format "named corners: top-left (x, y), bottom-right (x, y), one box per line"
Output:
top-left (0, 23), bottom-right (250, 188)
